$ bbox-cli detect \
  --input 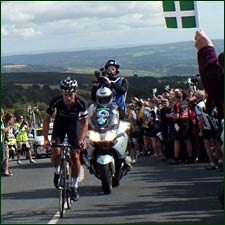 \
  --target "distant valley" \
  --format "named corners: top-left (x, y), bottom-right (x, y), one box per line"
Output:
top-left (2, 40), bottom-right (224, 77)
